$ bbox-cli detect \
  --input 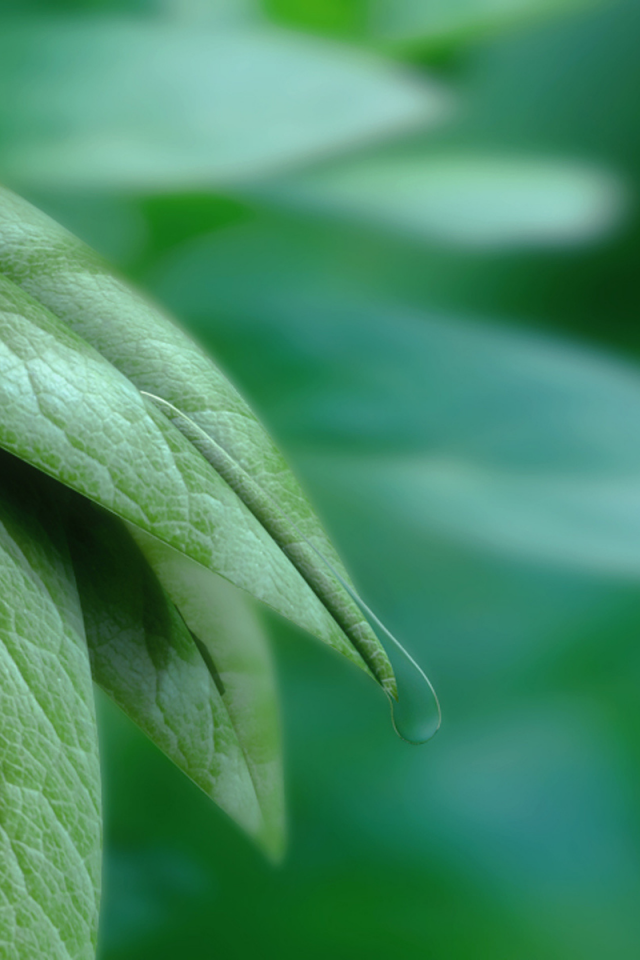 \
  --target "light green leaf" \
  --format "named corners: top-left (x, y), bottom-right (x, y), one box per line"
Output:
top-left (0, 187), bottom-right (394, 694)
top-left (0, 273), bottom-right (364, 675)
top-left (124, 523), bottom-right (285, 859)
top-left (0, 456), bottom-right (101, 960)
top-left (259, 152), bottom-right (626, 248)
top-left (0, 19), bottom-right (446, 191)
top-left (68, 499), bottom-right (283, 855)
